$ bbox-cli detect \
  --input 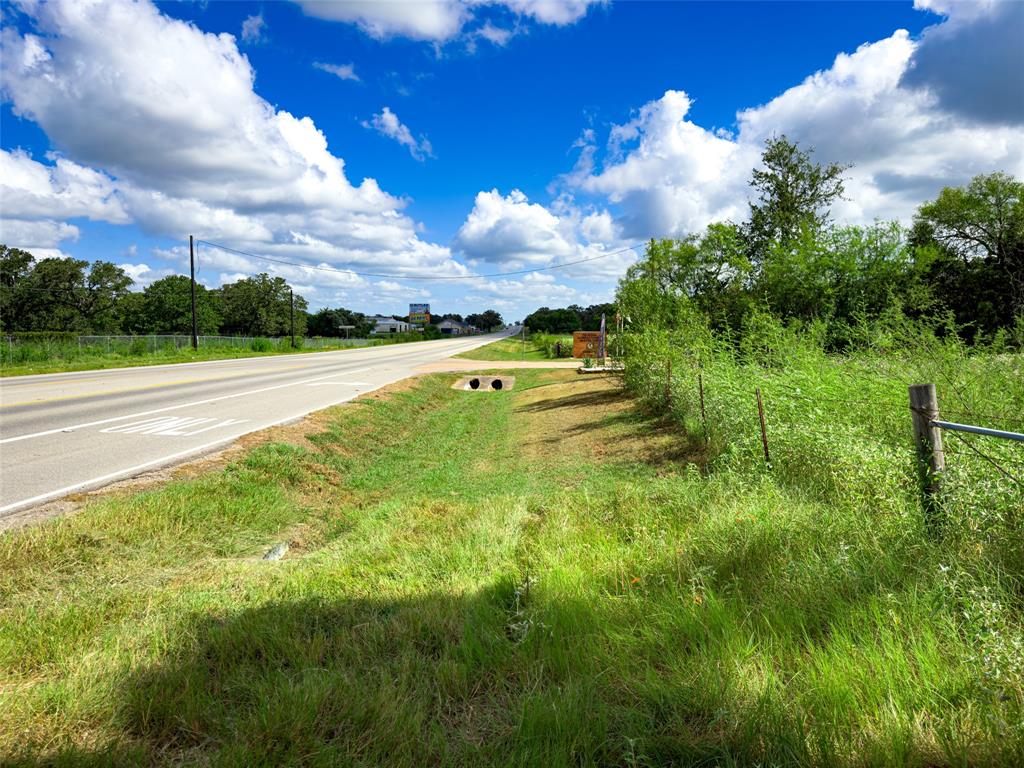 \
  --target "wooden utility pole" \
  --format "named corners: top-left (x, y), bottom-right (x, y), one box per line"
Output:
top-left (756, 388), bottom-right (770, 463)
top-left (290, 288), bottom-right (296, 349)
top-left (909, 383), bottom-right (945, 523)
top-left (189, 235), bottom-right (198, 350)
